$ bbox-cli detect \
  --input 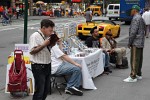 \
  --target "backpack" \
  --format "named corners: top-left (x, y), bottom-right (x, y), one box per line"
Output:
top-left (122, 57), bottom-right (128, 69)
top-left (8, 50), bottom-right (29, 96)
top-left (109, 52), bottom-right (117, 64)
